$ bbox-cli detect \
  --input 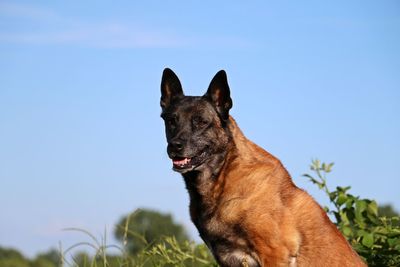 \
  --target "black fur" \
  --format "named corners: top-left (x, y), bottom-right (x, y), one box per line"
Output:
top-left (160, 68), bottom-right (260, 267)
top-left (160, 68), bottom-right (232, 175)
